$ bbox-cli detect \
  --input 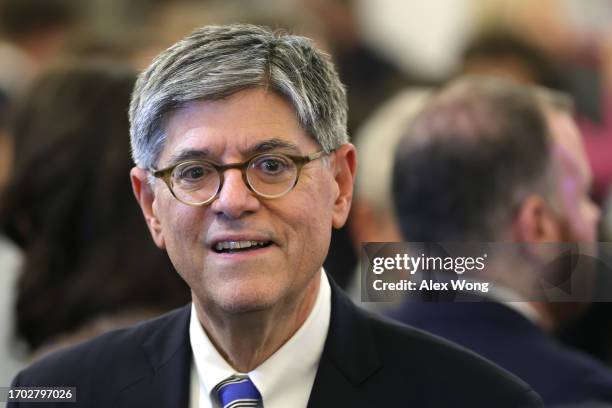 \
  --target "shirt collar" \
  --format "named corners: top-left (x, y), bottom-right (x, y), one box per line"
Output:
top-left (485, 284), bottom-right (541, 324)
top-left (189, 269), bottom-right (331, 407)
